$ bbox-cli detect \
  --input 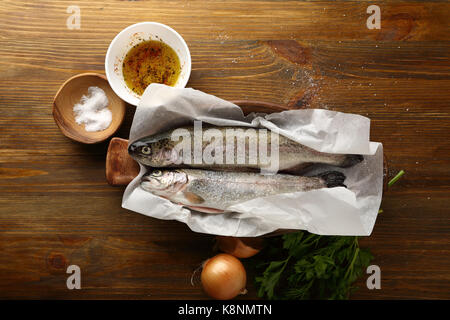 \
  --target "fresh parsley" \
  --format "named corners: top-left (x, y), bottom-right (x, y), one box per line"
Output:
top-left (251, 231), bottom-right (373, 300)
